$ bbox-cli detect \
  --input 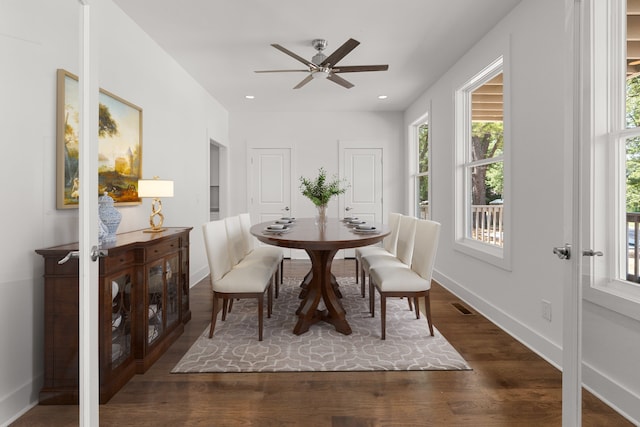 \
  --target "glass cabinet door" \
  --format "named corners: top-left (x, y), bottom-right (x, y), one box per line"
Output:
top-left (147, 261), bottom-right (165, 345)
top-left (109, 272), bottom-right (132, 369)
top-left (181, 246), bottom-right (189, 319)
top-left (165, 255), bottom-right (179, 329)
